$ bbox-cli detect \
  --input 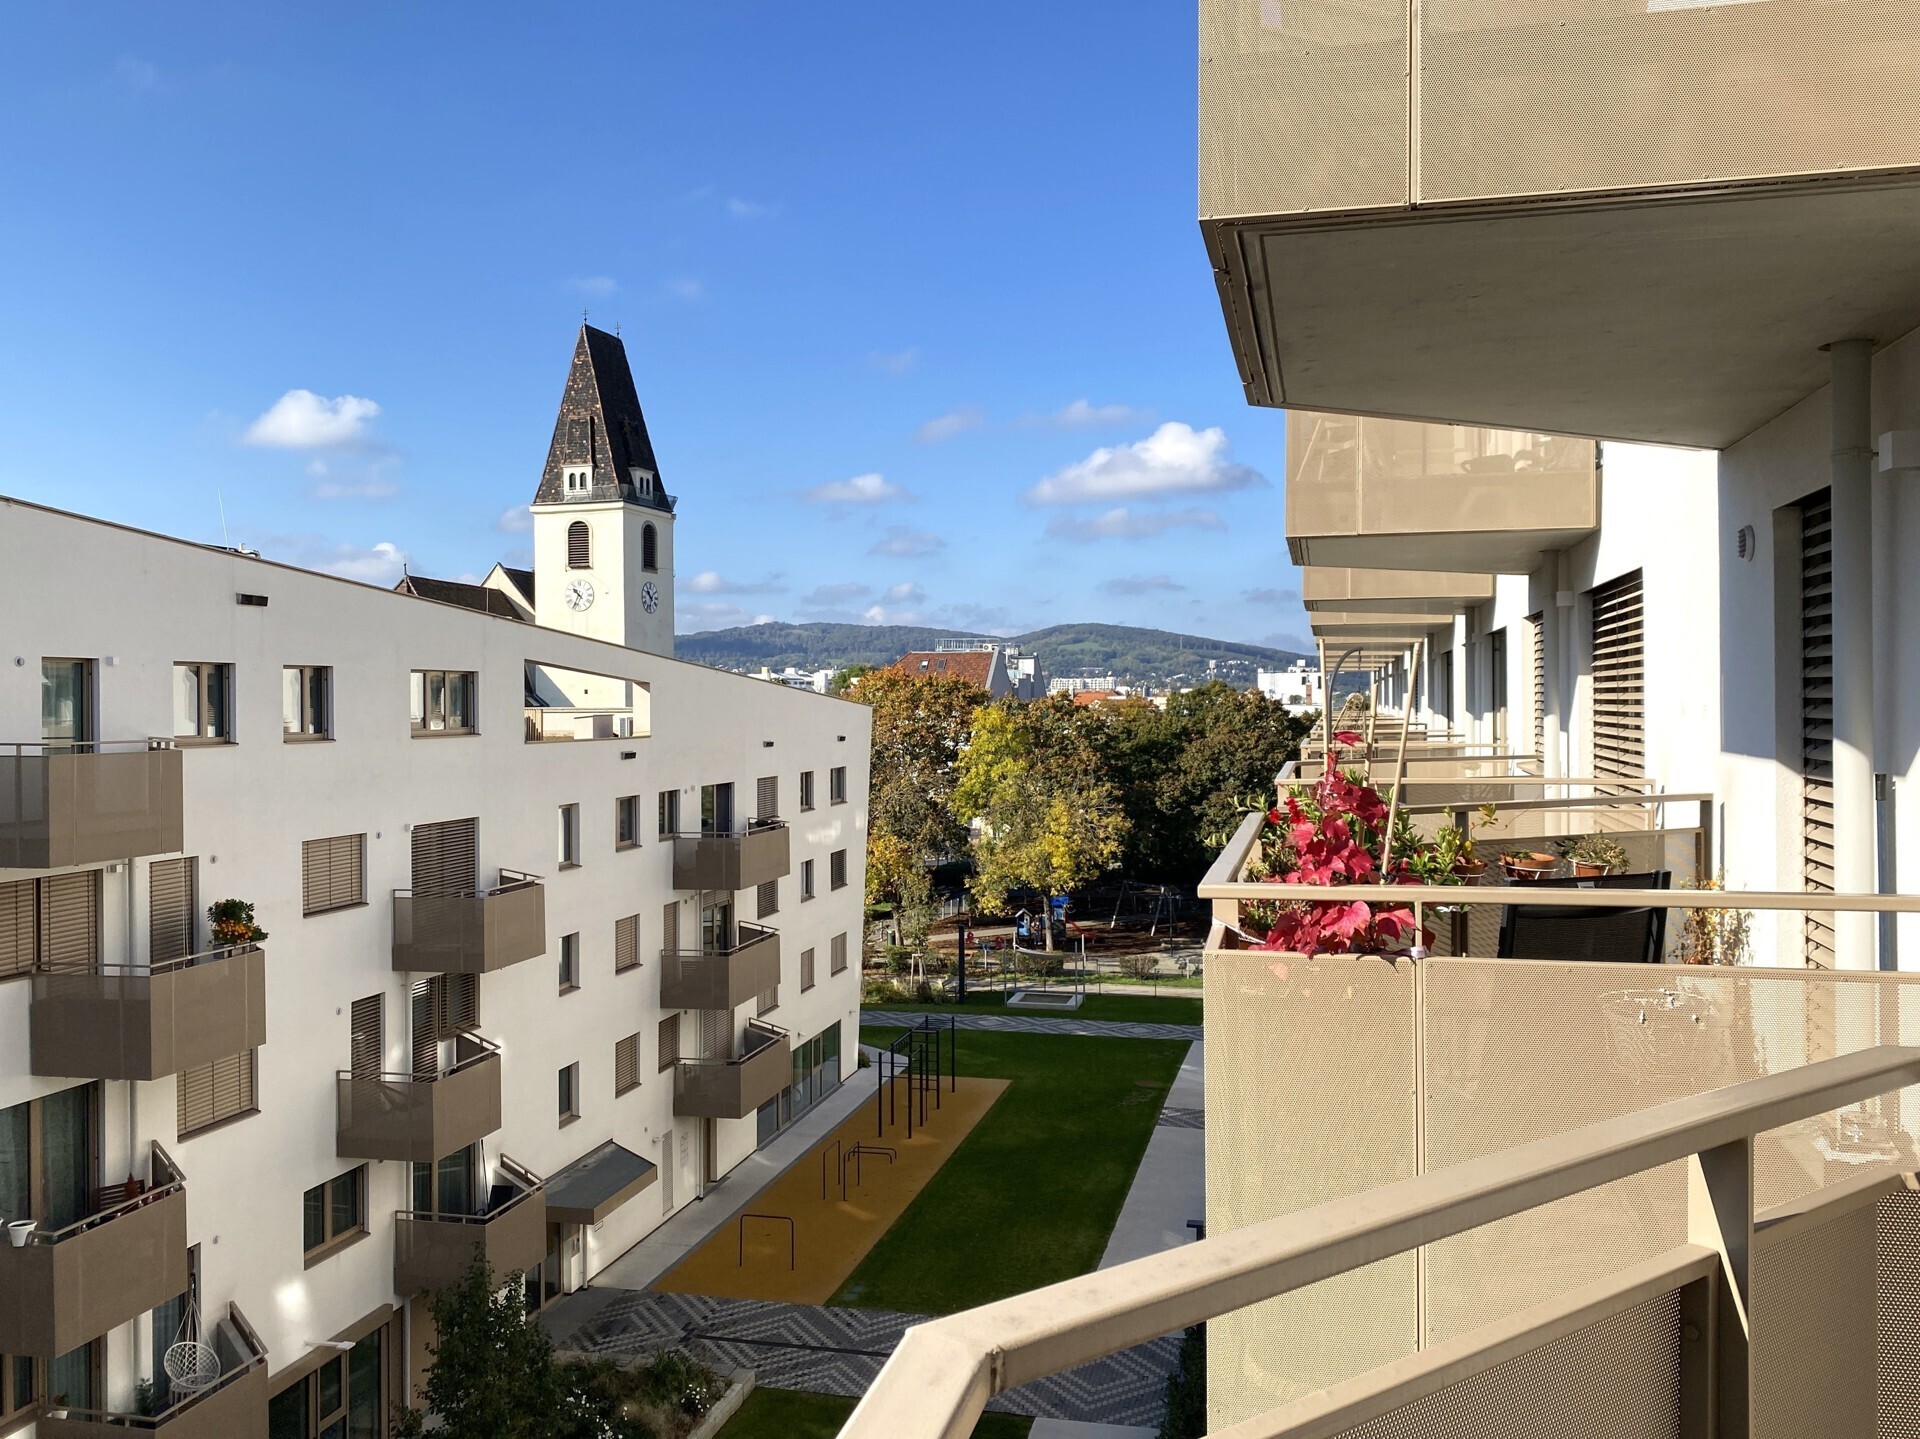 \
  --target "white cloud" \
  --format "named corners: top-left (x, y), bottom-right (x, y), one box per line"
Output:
top-left (868, 347), bottom-right (919, 376)
top-left (882, 581), bottom-right (926, 604)
top-left (569, 275), bottom-right (619, 299)
top-left (681, 570), bottom-right (785, 595)
top-left (862, 603), bottom-right (928, 626)
top-left (1045, 506), bottom-right (1225, 543)
top-left (244, 390), bottom-right (381, 450)
top-left (802, 472), bottom-right (912, 505)
top-left (727, 197), bottom-right (778, 220)
top-left (869, 526), bottom-right (945, 557)
top-left (260, 535), bottom-right (410, 586)
top-left (915, 406), bottom-right (986, 445)
top-left (1022, 399), bottom-right (1153, 430)
top-left (678, 602), bottom-right (776, 632)
top-left (664, 276), bottom-right (705, 302)
top-left (1098, 574), bottom-right (1185, 595)
top-left (1026, 422), bottom-right (1265, 505)
top-left (496, 506), bottom-right (532, 534)
top-left (311, 479), bottom-right (398, 501)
